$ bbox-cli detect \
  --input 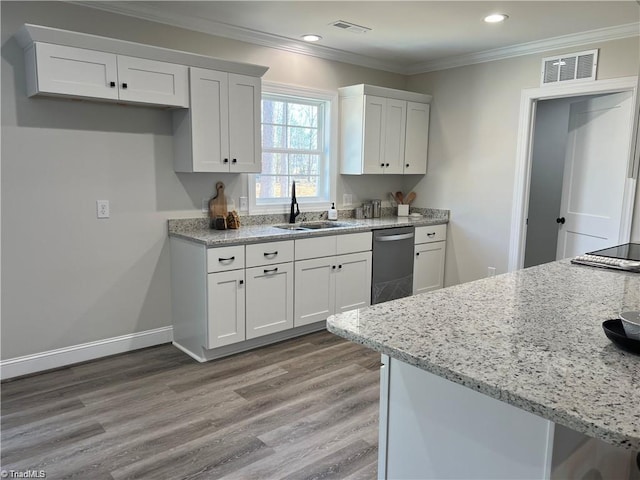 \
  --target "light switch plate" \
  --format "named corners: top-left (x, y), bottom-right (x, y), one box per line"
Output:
top-left (343, 194), bottom-right (353, 207)
top-left (239, 196), bottom-right (248, 211)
